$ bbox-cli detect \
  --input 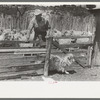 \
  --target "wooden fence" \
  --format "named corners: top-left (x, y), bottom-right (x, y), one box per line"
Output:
top-left (0, 34), bottom-right (93, 79)
top-left (44, 35), bottom-right (93, 76)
